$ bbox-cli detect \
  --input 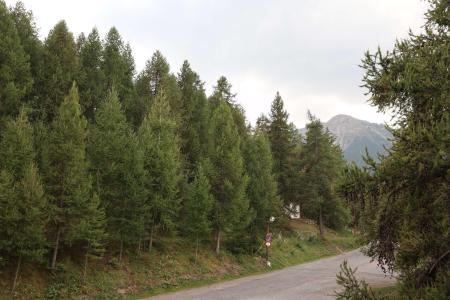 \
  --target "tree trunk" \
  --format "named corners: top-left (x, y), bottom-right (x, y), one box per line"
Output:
top-left (137, 237), bottom-right (142, 256)
top-left (11, 254), bottom-right (22, 294)
top-left (149, 224), bottom-right (154, 253)
top-left (83, 251), bottom-right (88, 282)
top-left (319, 207), bottom-right (324, 238)
top-left (119, 239), bottom-right (123, 264)
top-left (195, 236), bottom-right (199, 264)
top-left (215, 230), bottom-right (221, 254)
top-left (51, 226), bottom-right (62, 269)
